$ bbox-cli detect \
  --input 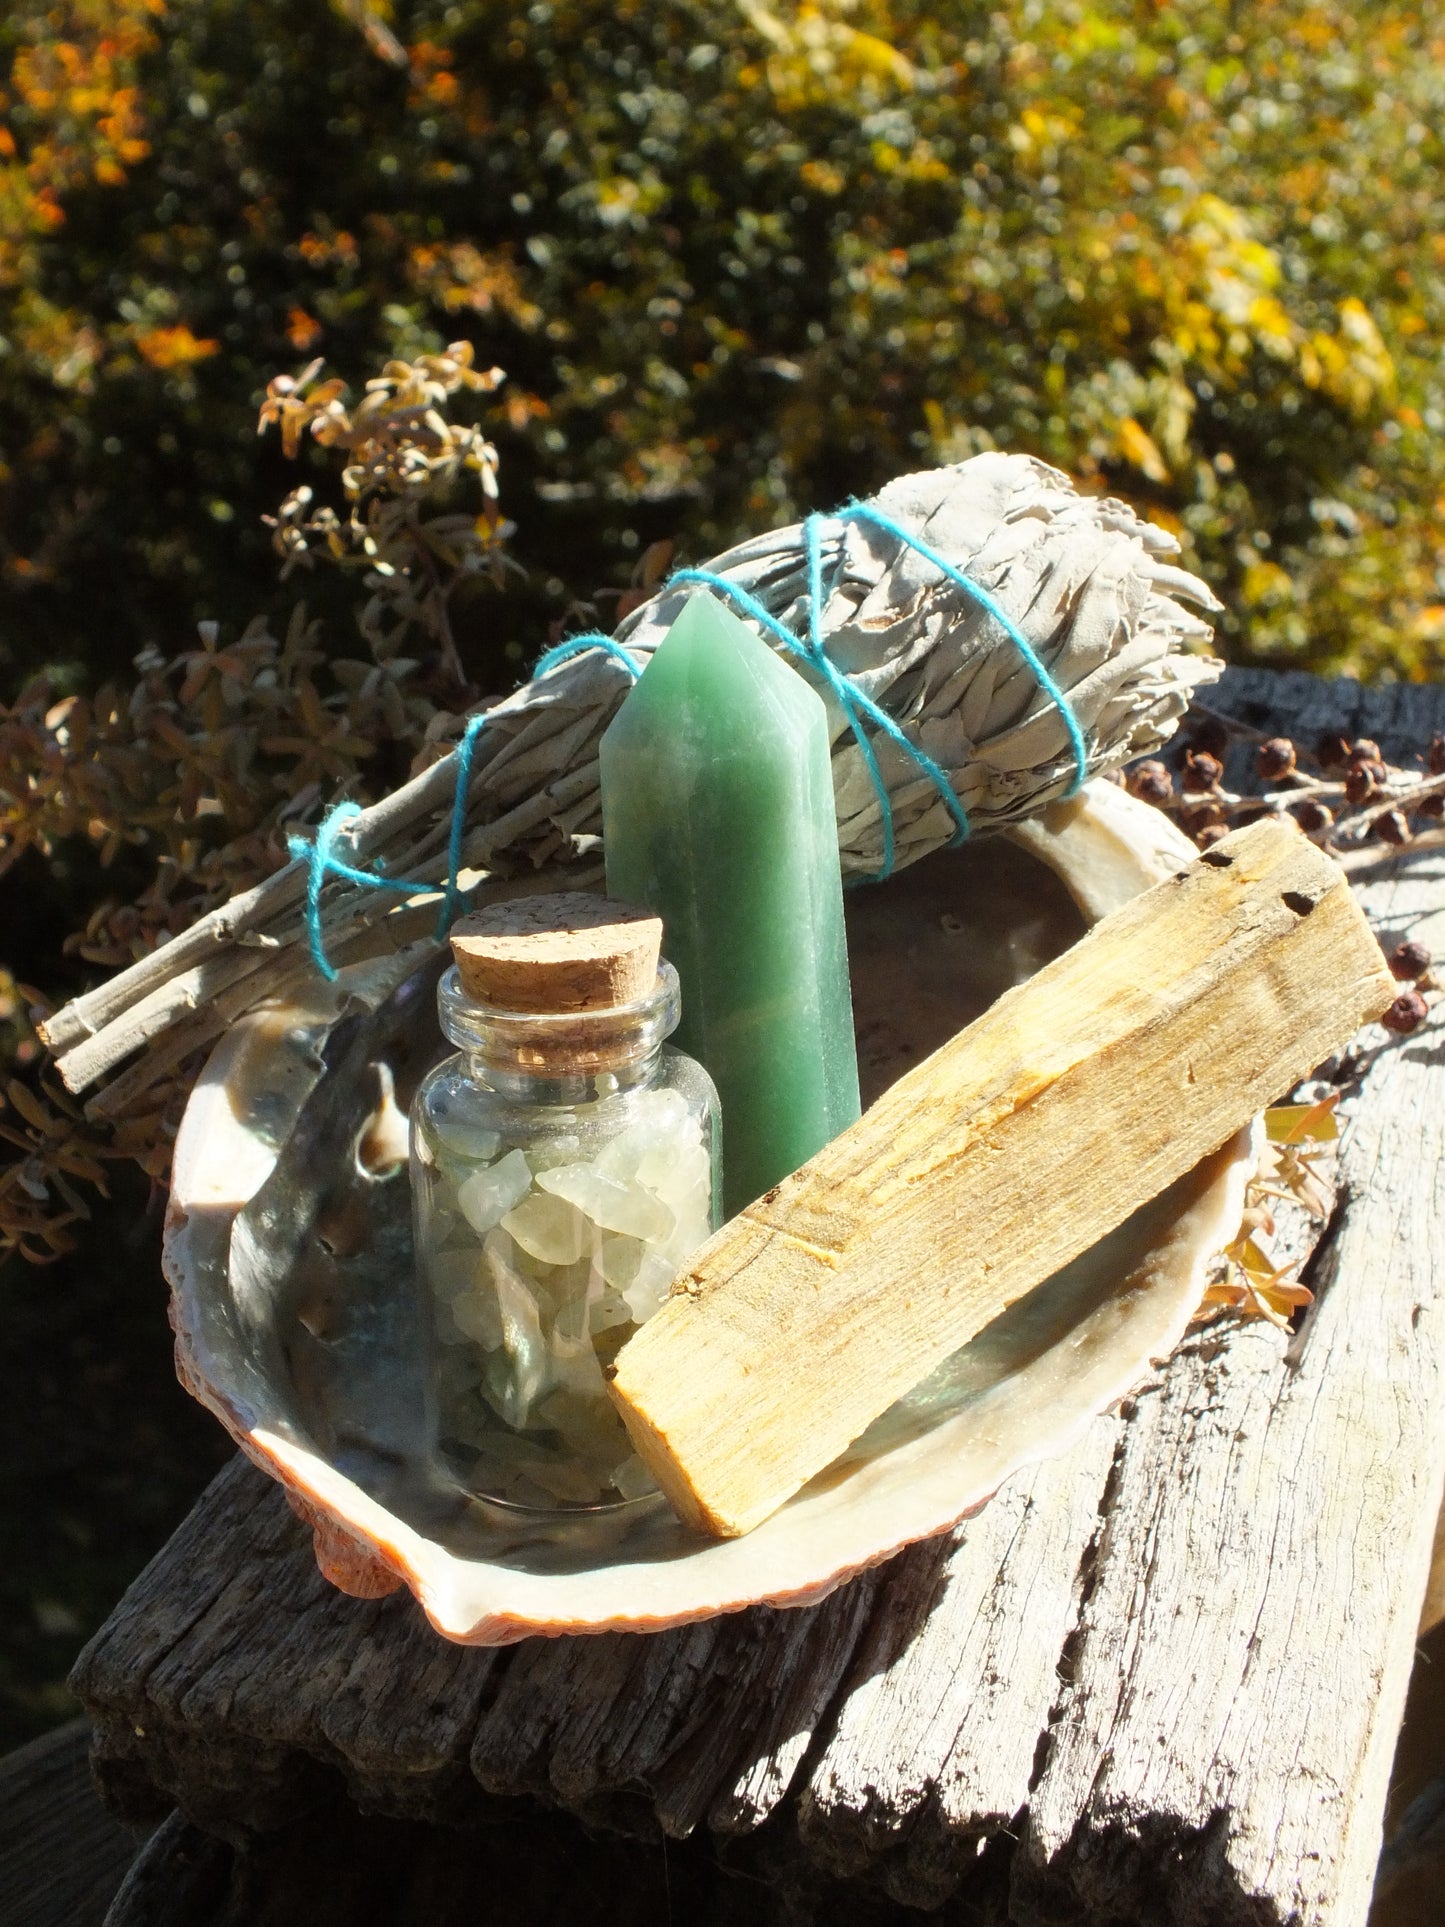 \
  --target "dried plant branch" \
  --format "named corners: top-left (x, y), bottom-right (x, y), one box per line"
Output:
top-left (0, 344), bottom-right (516, 1259)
